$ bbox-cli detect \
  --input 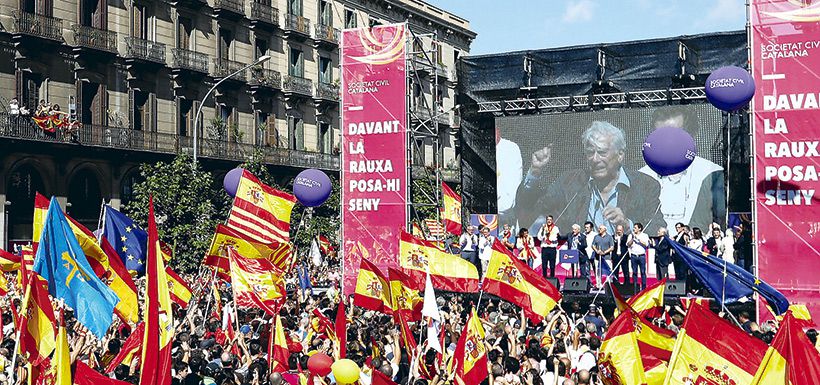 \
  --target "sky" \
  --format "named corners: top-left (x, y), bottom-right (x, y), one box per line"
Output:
top-left (427, 0), bottom-right (747, 55)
